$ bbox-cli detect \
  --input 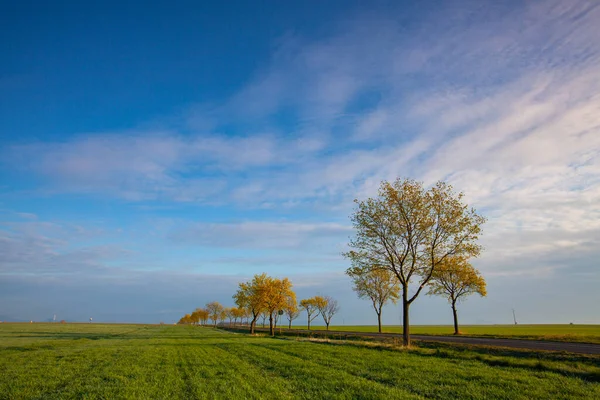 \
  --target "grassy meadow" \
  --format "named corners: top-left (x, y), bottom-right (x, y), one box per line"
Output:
top-left (290, 324), bottom-right (600, 344)
top-left (1, 323), bottom-right (599, 399)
